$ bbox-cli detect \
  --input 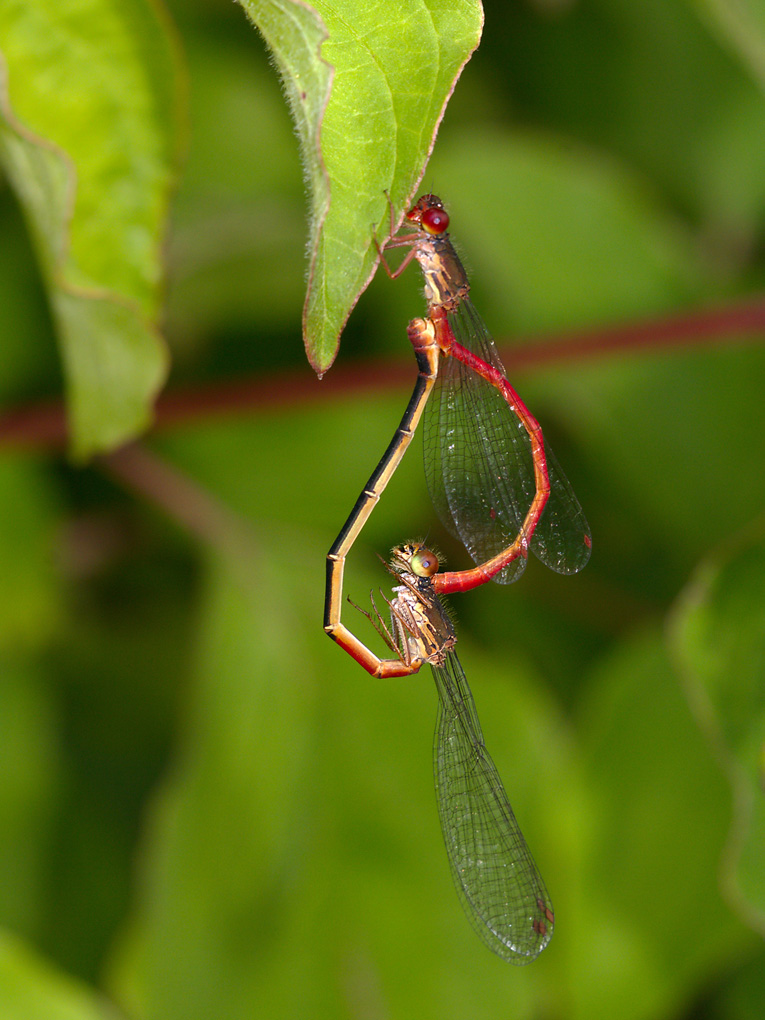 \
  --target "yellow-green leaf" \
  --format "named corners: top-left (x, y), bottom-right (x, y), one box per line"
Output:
top-left (238, 0), bottom-right (483, 372)
top-left (670, 523), bottom-right (765, 936)
top-left (0, 0), bottom-right (184, 458)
